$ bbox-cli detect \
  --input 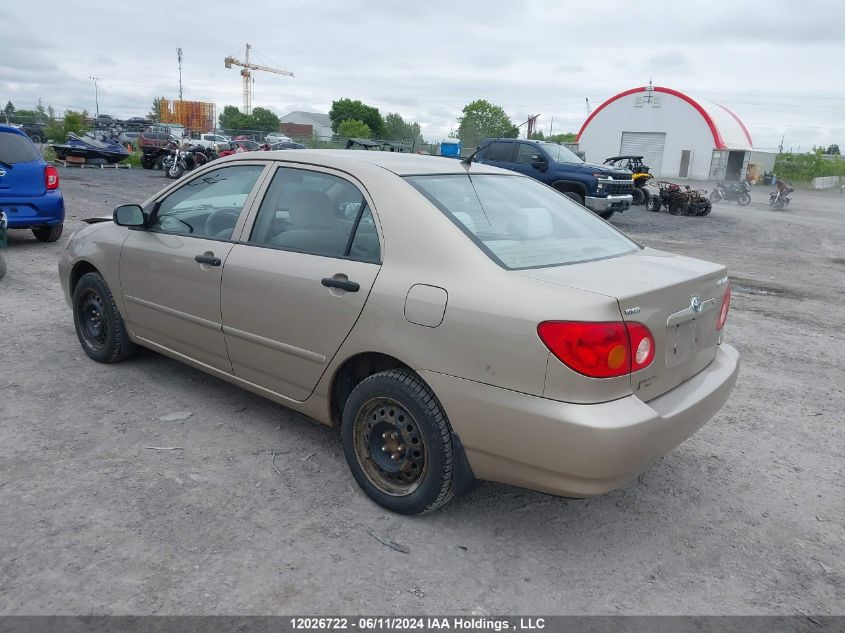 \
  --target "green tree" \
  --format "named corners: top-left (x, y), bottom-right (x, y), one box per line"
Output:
top-left (825, 144), bottom-right (840, 155)
top-left (250, 107), bottom-right (280, 133)
top-left (548, 132), bottom-right (577, 143)
top-left (329, 98), bottom-right (384, 137)
top-left (456, 99), bottom-right (517, 148)
top-left (529, 130), bottom-right (545, 140)
top-left (4, 101), bottom-right (14, 115)
top-left (384, 112), bottom-right (422, 142)
top-left (149, 97), bottom-right (163, 122)
top-left (337, 119), bottom-right (372, 139)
